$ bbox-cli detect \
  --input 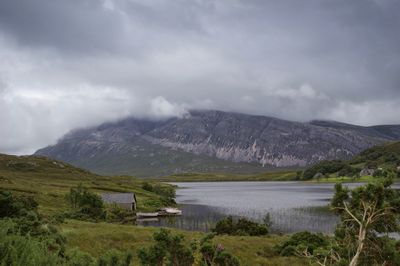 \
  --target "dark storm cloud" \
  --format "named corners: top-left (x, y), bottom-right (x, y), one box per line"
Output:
top-left (0, 0), bottom-right (399, 154)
